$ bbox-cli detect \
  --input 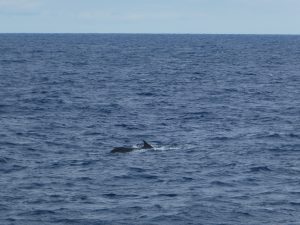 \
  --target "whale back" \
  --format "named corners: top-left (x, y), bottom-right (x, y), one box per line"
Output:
top-left (111, 147), bottom-right (134, 153)
top-left (111, 141), bottom-right (153, 153)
